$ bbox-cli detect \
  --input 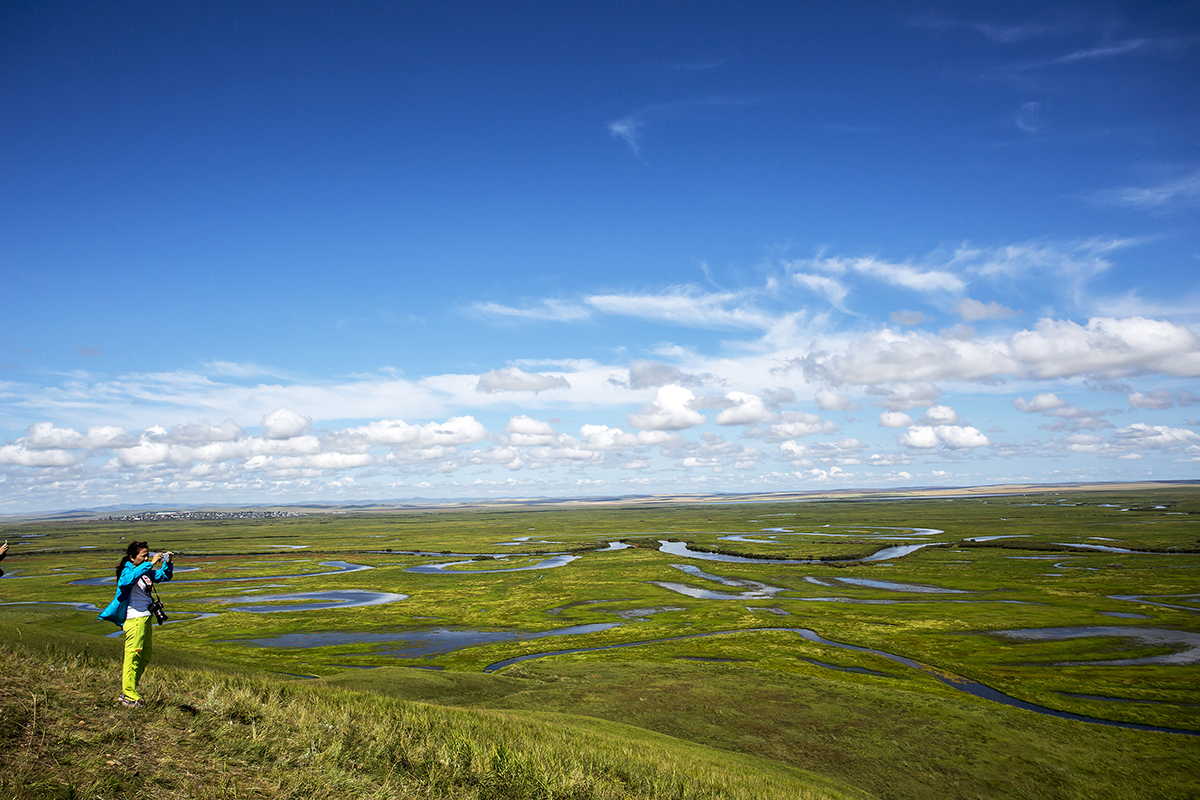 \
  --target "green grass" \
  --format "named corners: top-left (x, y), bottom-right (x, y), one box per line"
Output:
top-left (325, 646), bottom-right (1200, 800)
top-left (0, 629), bottom-right (861, 800)
top-left (2, 486), bottom-right (1200, 798)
